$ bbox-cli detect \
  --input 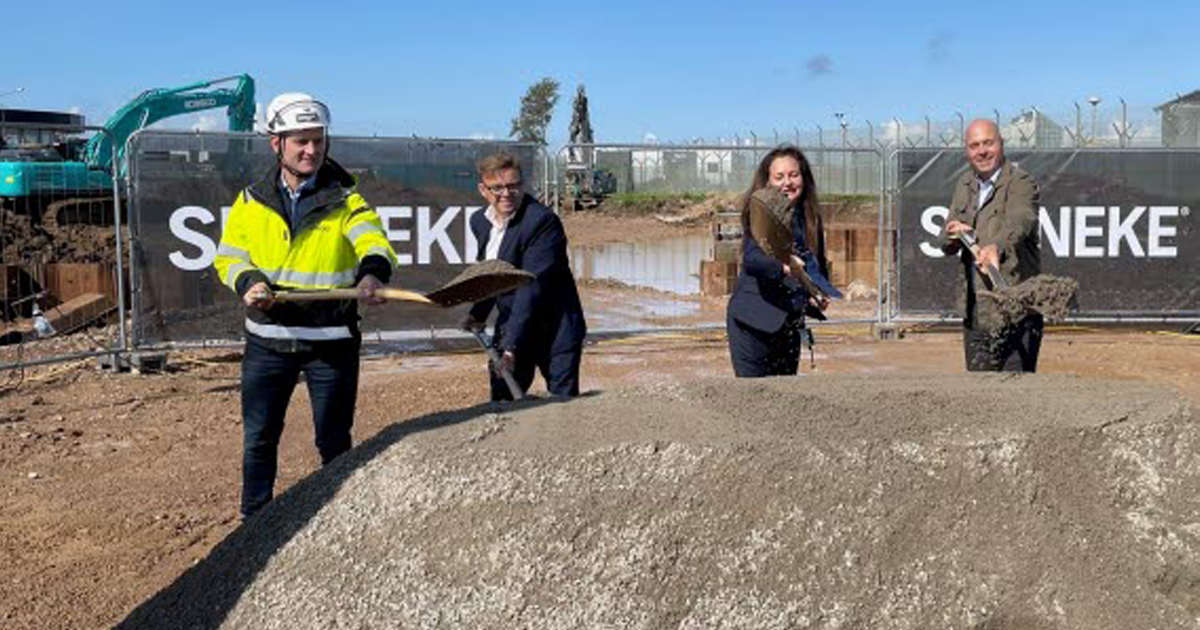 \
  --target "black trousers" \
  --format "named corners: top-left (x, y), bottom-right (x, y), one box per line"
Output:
top-left (490, 343), bottom-right (583, 401)
top-left (240, 336), bottom-right (360, 517)
top-left (963, 314), bottom-right (1044, 373)
top-left (727, 313), bottom-right (803, 378)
